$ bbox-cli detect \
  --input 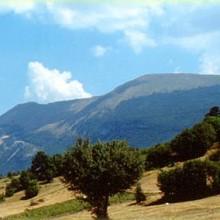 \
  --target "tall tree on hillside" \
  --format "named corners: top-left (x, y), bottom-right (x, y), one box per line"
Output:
top-left (170, 122), bottom-right (216, 161)
top-left (31, 151), bottom-right (54, 182)
top-left (62, 139), bottom-right (144, 220)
